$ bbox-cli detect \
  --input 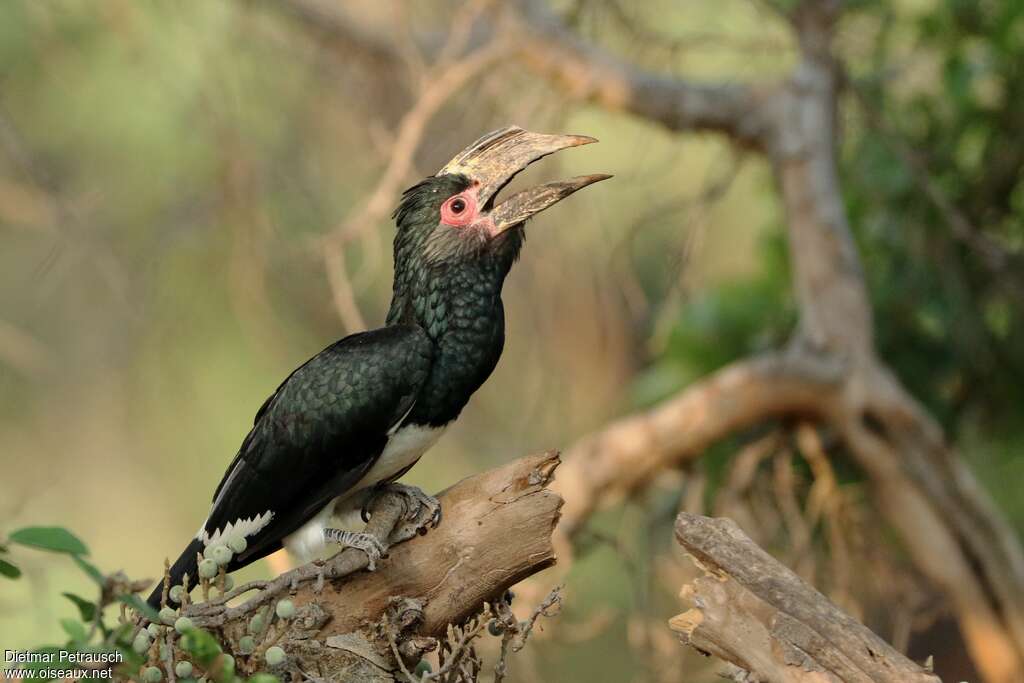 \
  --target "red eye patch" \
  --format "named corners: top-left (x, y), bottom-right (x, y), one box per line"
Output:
top-left (441, 192), bottom-right (476, 226)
